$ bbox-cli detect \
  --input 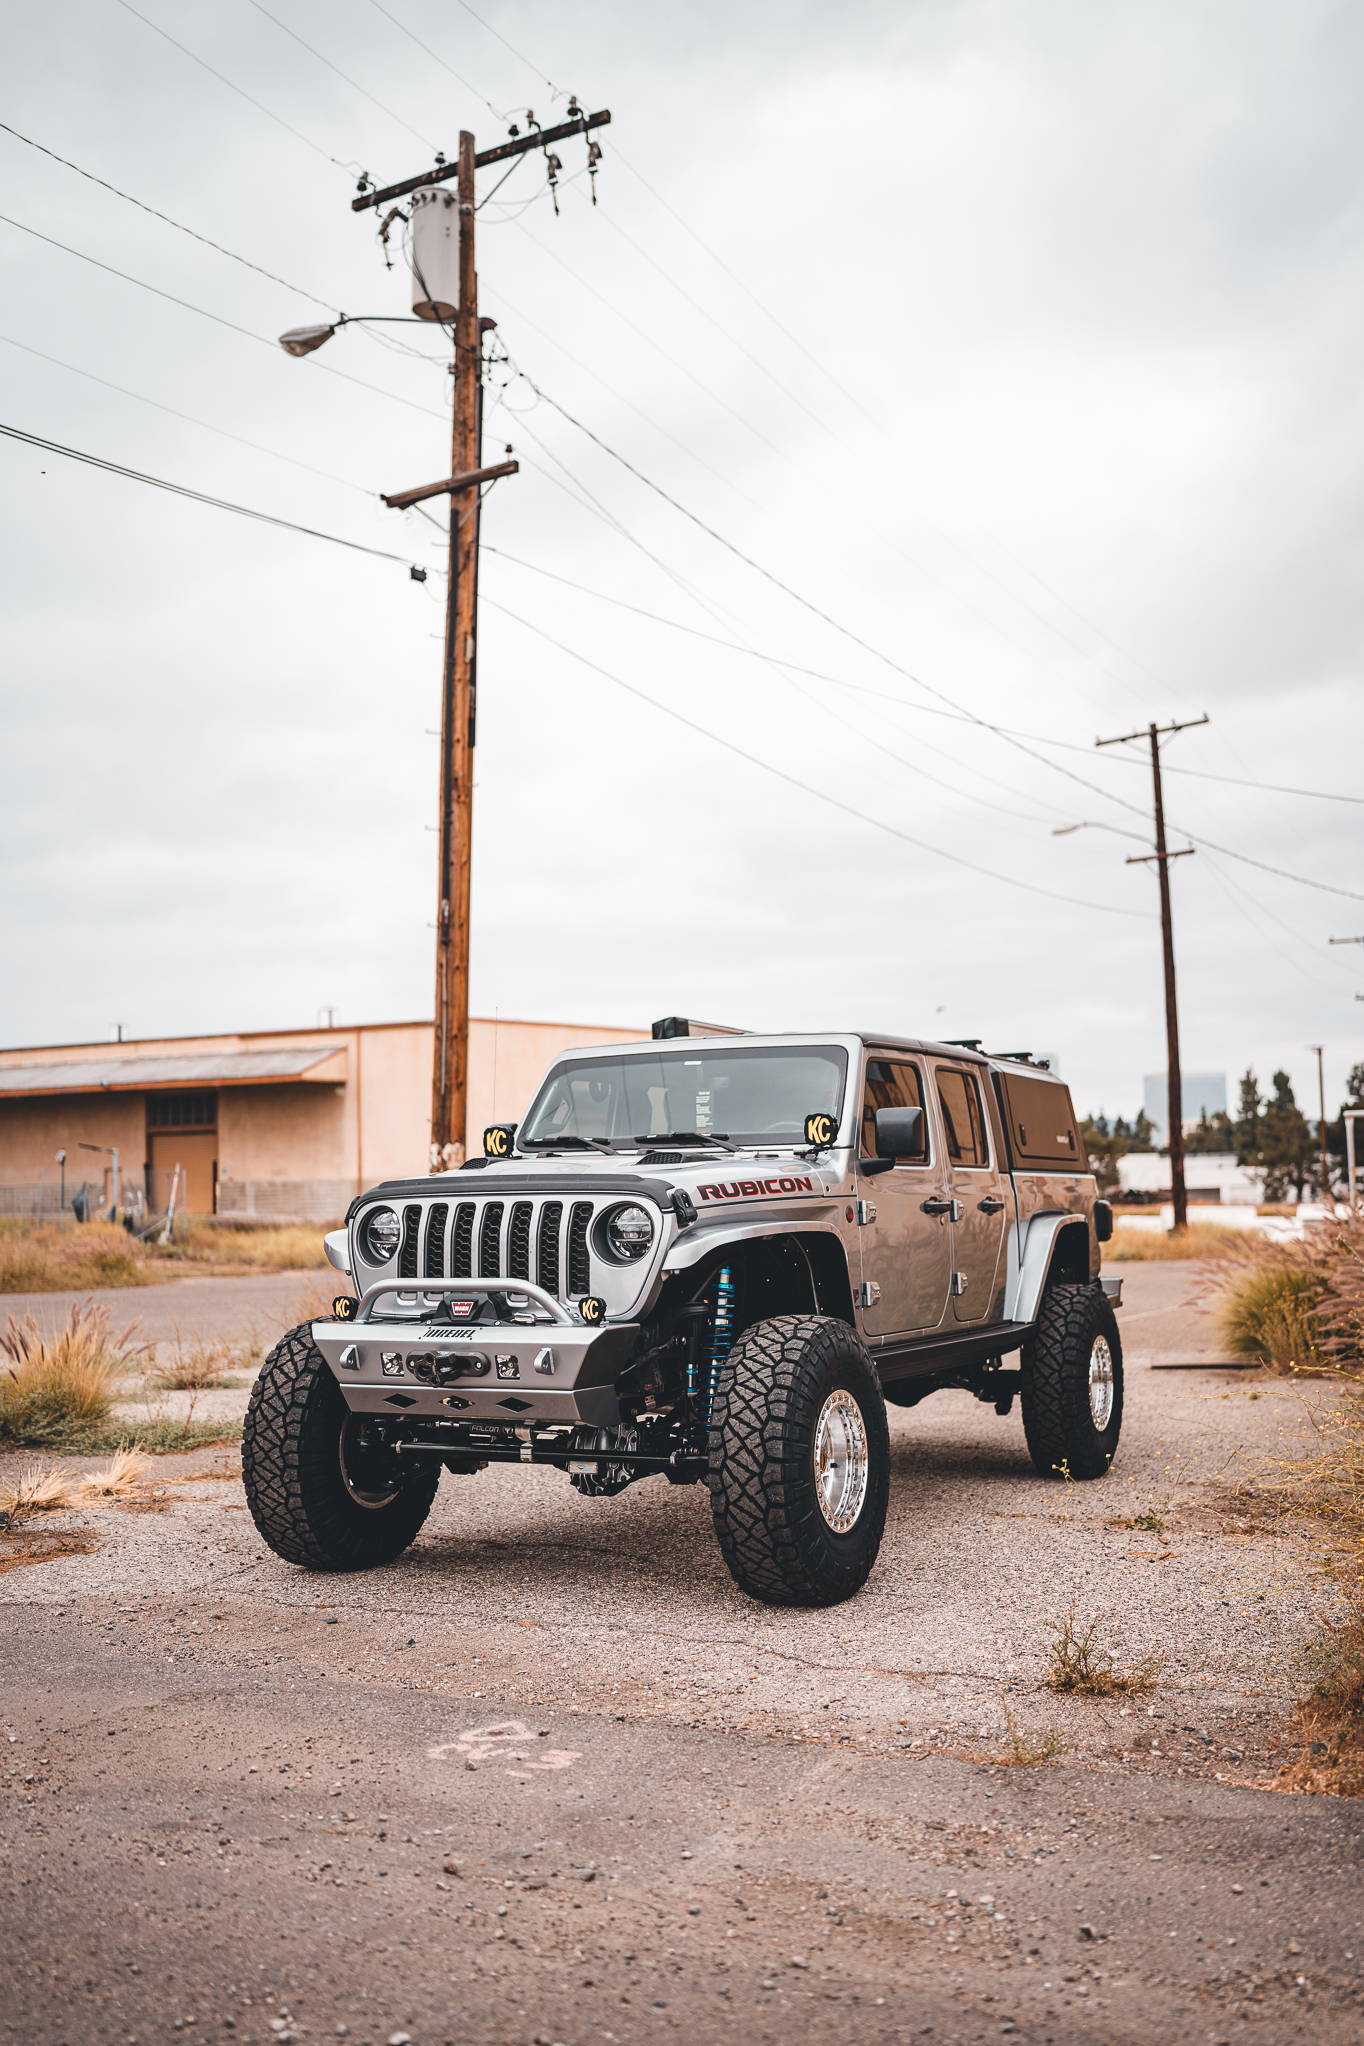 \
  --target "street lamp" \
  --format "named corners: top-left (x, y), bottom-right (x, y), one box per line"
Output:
top-left (1051, 821), bottom-right (1152, 846)
top-left (277, 314), bottom-right (431, 356)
